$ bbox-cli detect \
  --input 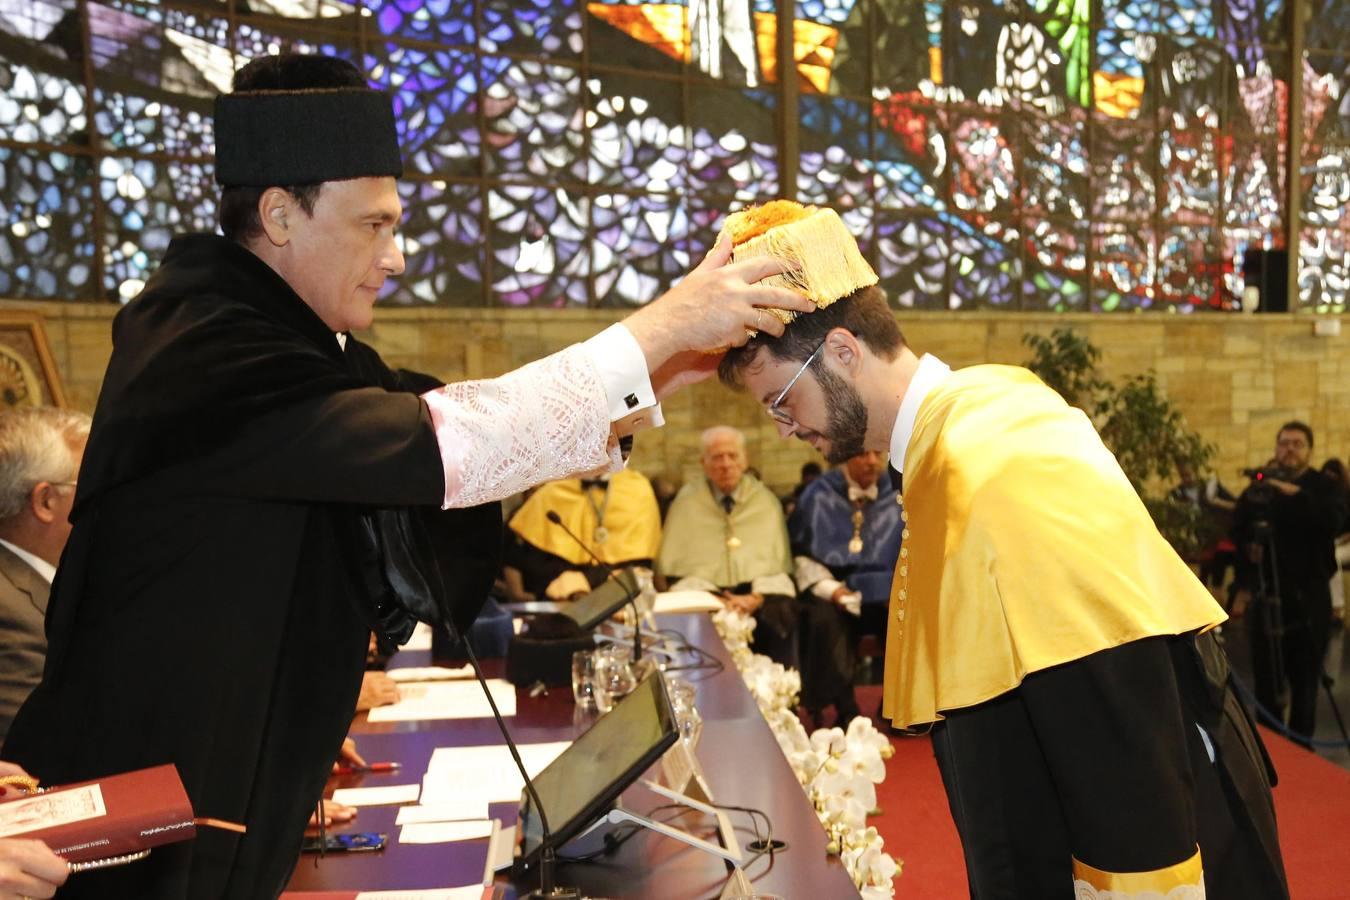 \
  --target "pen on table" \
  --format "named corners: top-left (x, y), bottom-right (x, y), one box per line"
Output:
top-left (333, 762), bottom-right (402, 775)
